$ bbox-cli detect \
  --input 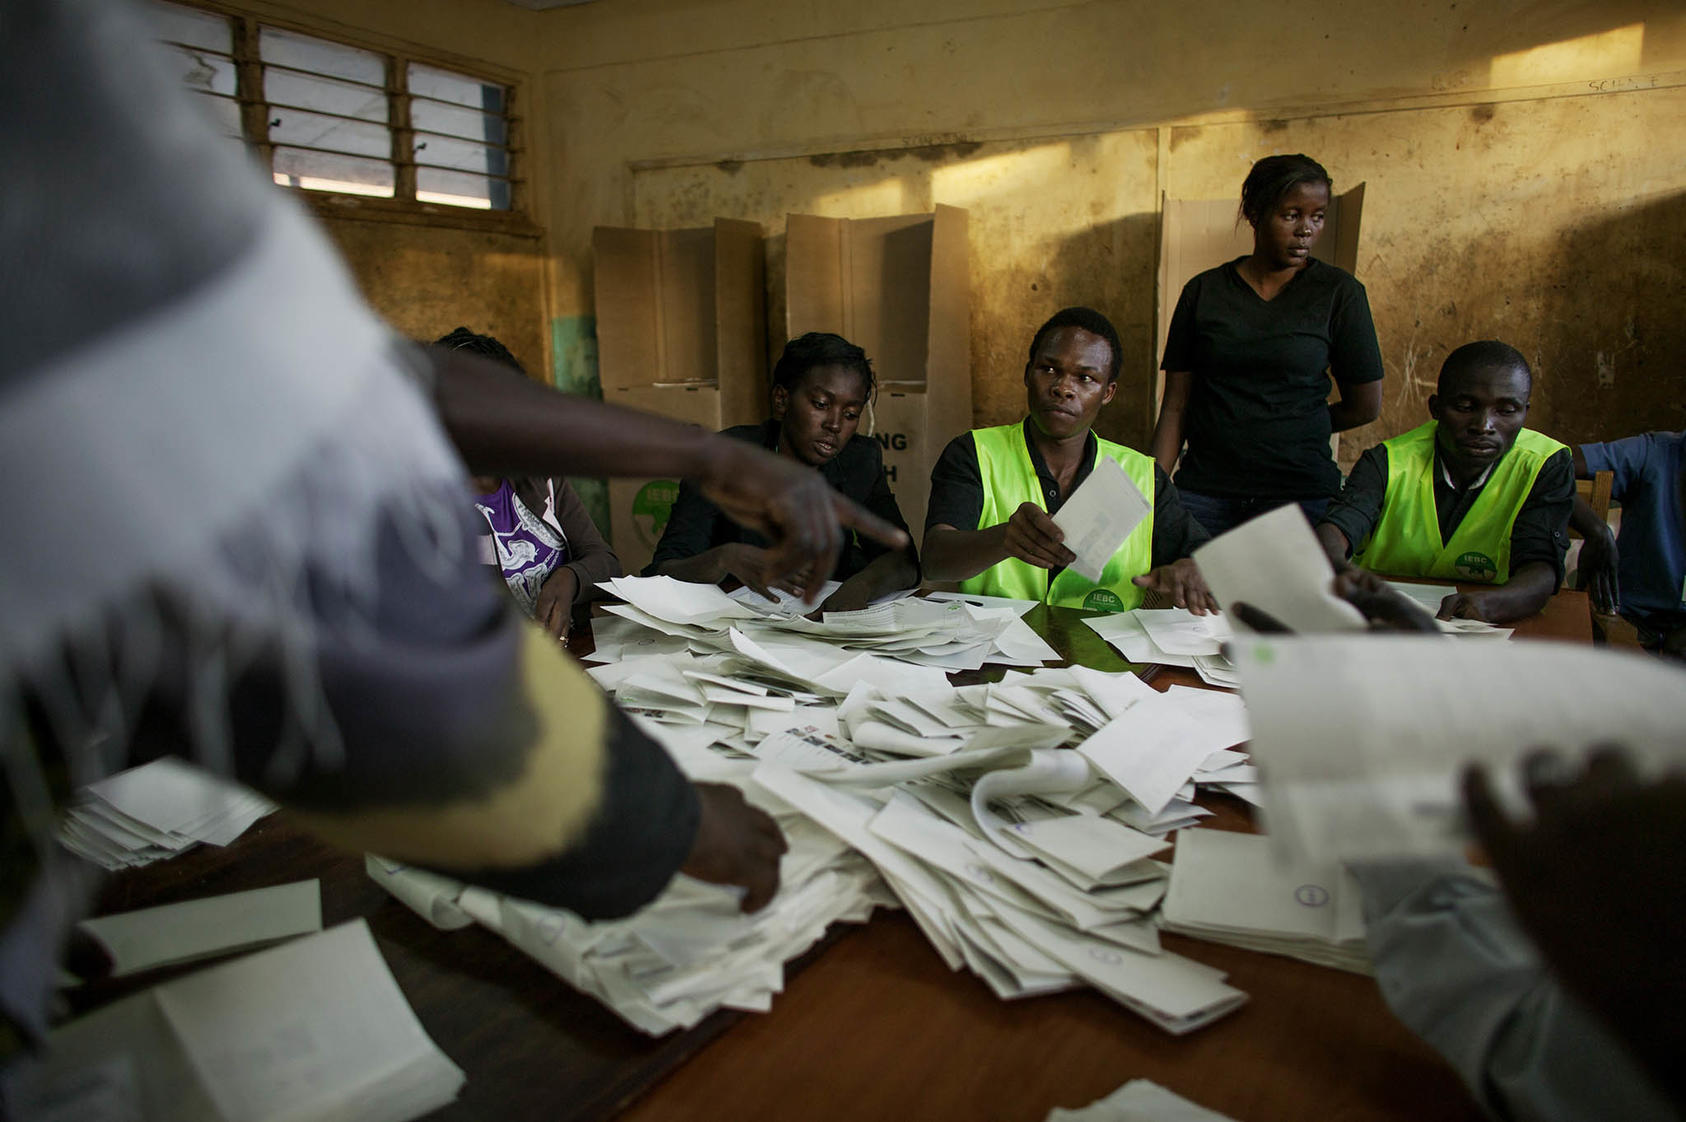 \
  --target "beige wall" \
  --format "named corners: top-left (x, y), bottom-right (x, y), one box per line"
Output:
top-left (534, 0), bottom-right (1686, 453)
